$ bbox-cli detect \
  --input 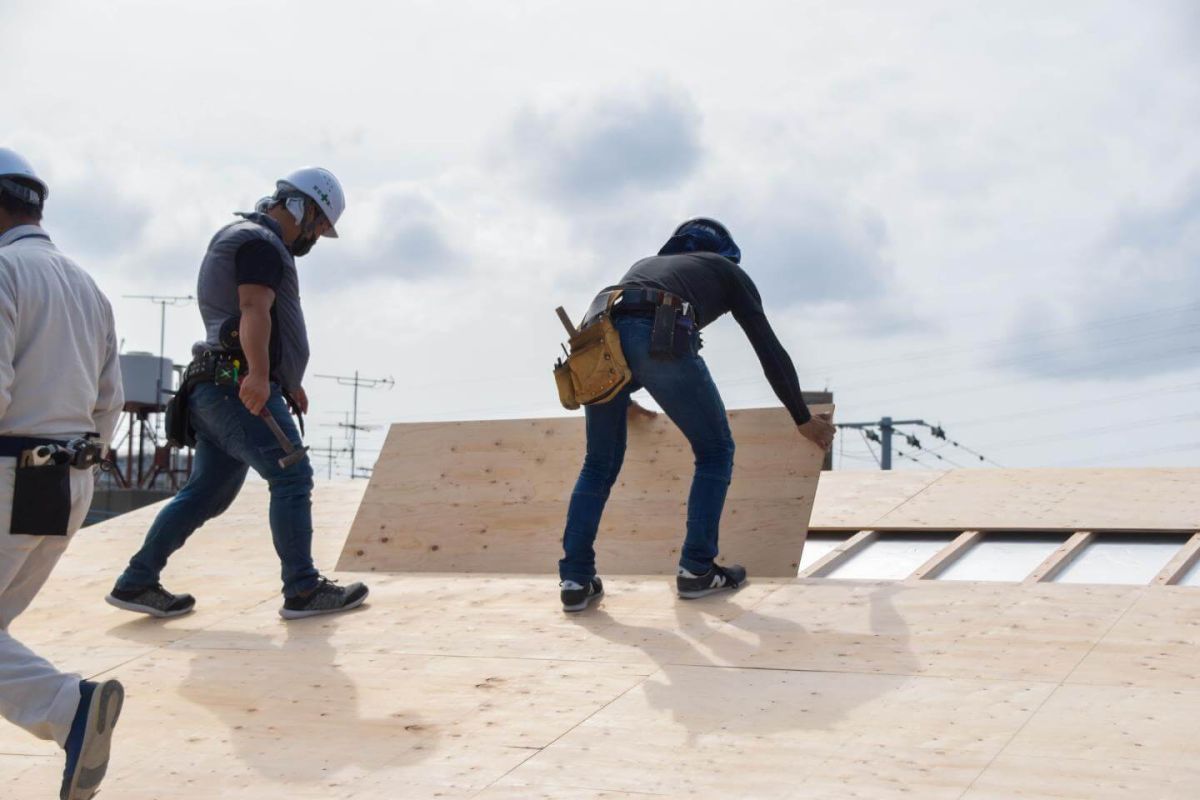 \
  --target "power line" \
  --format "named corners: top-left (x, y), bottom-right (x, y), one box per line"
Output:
top-left (858, 429), bottom-right (881, 467)
top-left (839, 416), bottom-right (997, 470)
top-left (895, 448), bottom-right (936, 469)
